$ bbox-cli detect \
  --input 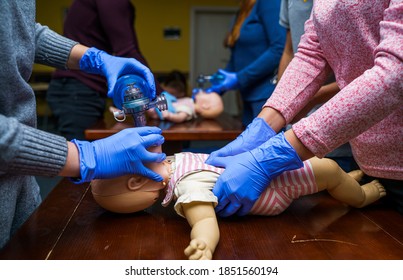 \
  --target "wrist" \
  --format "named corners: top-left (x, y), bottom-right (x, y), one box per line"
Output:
top-left (70, 139), bottom-right (97, 183)
top-left (284, 129), bottom-right (314, 161)
top-left (59, 141), bottom-right (81, 178)
top-left (67, 44), bottom-right (89, 70)
top-left (79, 47), bottom-right (106, 74)
top-left (258, 107), bottom-right (286, 132)
top-left (251, 132), bottom-right (303, 178)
